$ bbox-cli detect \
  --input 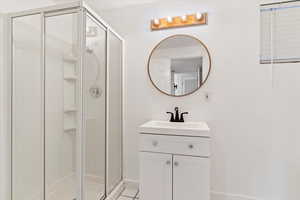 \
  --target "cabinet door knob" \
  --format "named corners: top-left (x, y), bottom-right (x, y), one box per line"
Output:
top-left (166, 160), bottom-right (171, 165)
top-left (152, 140), bottom-right (158, 146)
top-left (174, 161), bottom-right (179, 167)
top-left (188, 144), bottom-right (194, 149)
